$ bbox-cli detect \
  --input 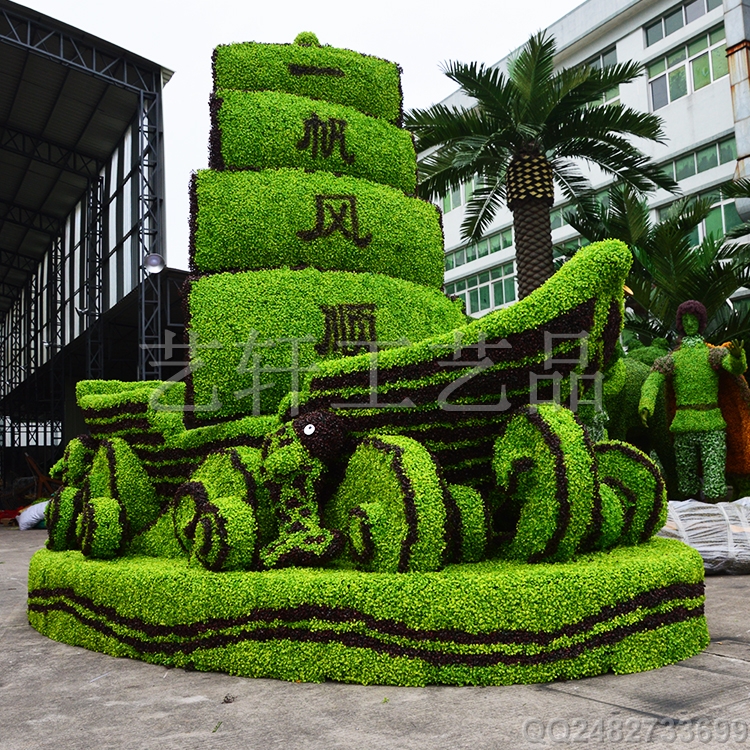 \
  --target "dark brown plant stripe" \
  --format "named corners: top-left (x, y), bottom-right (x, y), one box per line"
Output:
top-left (364, 437), bottom-right (419, 573)
top-left (28, 584), bottom-right (703, 666)
top-left (81, 402), bottom-right (150, 421)
top-left (288, 64), bottom-right (345, 77)
top-left (89, 418), bottom-right (153, 436)
top-left (28, 582), bottom-right (702, 644)
top-left (229, 449), bottom-right (259, 513)
top-left (189, 172), bottom-right (199, 273)
top-left (77, 502), bottom-right (96, 557)
top-left (525, 412), bottom-right (570, 563)
top-left (208, 94), bottom-right (225, 171)
top-left (173, 481), bottom-right (209, 555)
